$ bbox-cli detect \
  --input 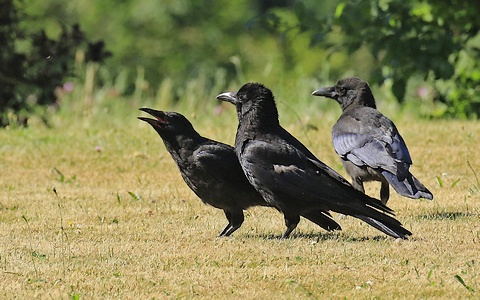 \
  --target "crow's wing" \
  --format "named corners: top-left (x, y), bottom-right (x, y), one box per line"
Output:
top-left (193, 142), bottom-right (241, 183)
top-left (332, 107), bottom-right (412, 180)
top-left (276, 127), bottom-right (352, 187)
top-left (184, 141), bottom-right (266, 208)
top-left (238, 133), bottom-right (392, 216)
